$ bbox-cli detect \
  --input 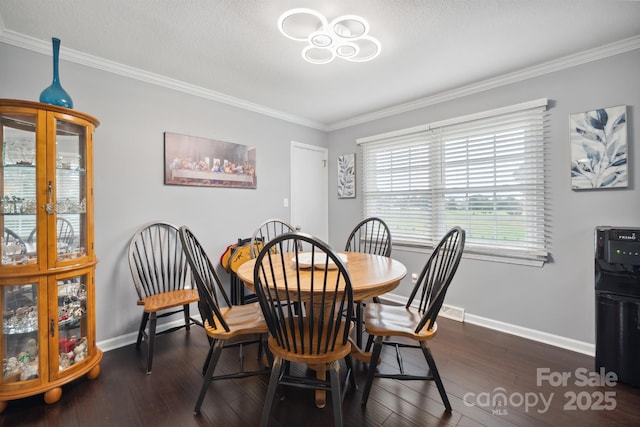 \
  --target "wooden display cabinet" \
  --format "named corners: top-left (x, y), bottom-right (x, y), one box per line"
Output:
top-left (0, 99), bottom-right (101, 411)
